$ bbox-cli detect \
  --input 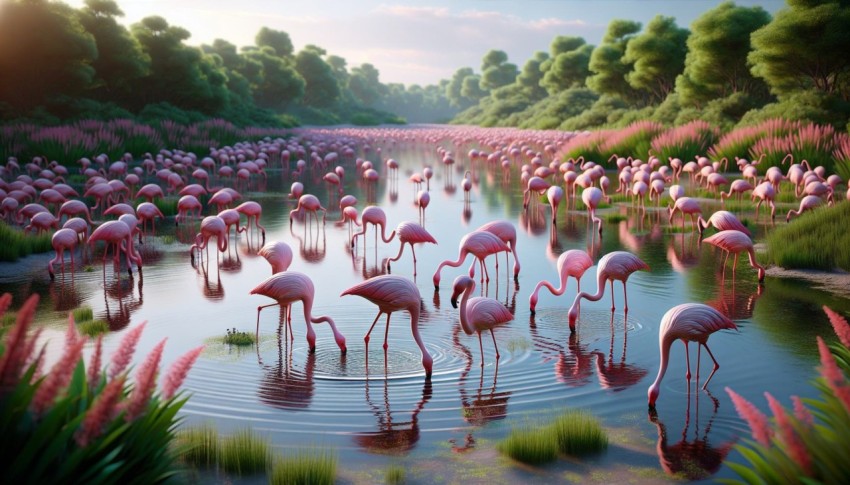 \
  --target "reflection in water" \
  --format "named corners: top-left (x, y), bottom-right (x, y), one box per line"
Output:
top-left (706, 276), bottom-right (763, 321)
top-left (257, 325), bottom-right (315, 410)
top-left (667, 233), bottom-right (700, 274)
top-left (101, 272), bottom-right (143, 331)
top-left (195, 260), bottom-right (224, 301)
top-left (289, 221), bottom-right (327, 263)
top-left (50, 279), bottom-right (83, 313)
top-left (530, 316), bottom-right (594, 387)
top-left (649, 390), bottom-right (735, 480)
top-left (592, 312), bottom-right (648, 391)
top-left (354, 378), bottom-right (433, 455)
